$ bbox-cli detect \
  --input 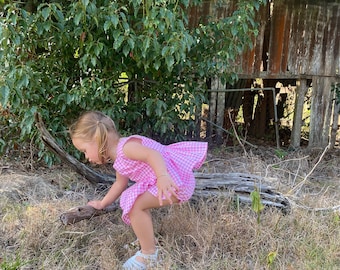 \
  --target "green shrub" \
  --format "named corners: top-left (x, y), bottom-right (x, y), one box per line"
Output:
top-left (0, 0), bottom-right (264, 165)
